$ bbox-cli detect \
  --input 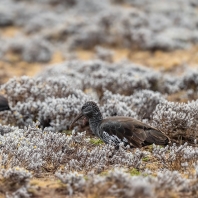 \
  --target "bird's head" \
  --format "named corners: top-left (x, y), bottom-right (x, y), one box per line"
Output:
top-left (70, 101), bottom-right (101, 129)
